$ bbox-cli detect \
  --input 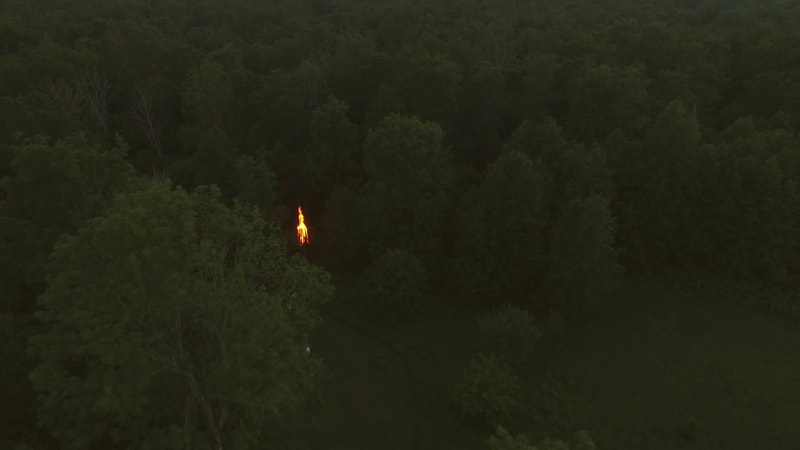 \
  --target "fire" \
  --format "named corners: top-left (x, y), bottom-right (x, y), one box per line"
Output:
top-left (296, 206), bottom-right (309, 245)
